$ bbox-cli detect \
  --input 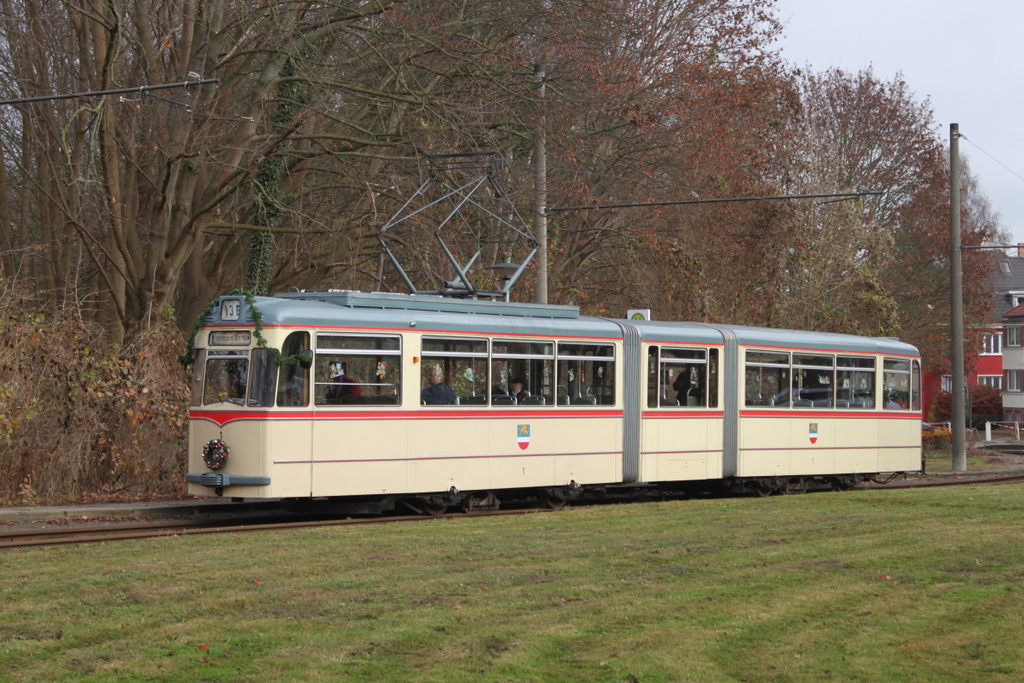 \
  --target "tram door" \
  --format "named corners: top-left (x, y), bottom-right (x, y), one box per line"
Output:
top-left (641, 346), bottom-right (724, 482)
top-left (272, 332), bottom-right (315, 497)
top-left (310, 332), bottom-right (406, 497)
